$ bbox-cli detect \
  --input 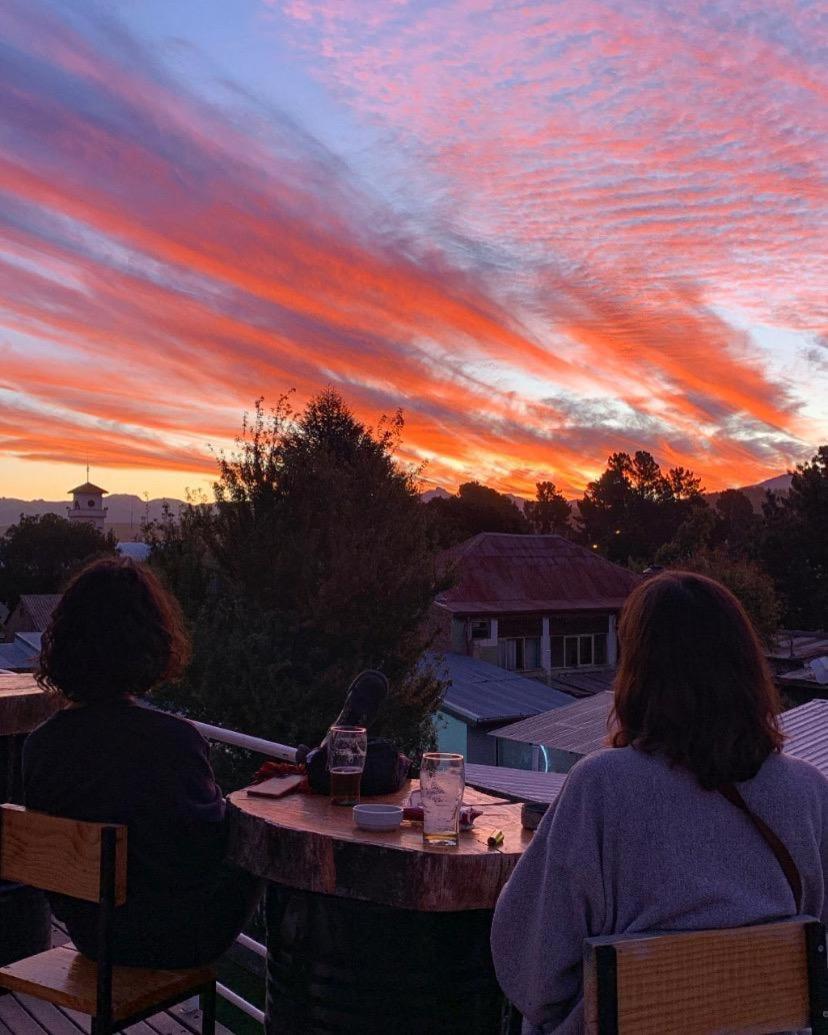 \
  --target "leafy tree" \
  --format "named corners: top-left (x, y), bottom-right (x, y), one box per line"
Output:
top-left (425, 481), bottom-right (528, 547)
top-left (578, 451), bottom-right (705, 563)
top-left (0, 514), bottom-right (117, 609)
top-left (148, 390), bottom-right (448, 776)
top-left (761, 446), bottom-right (828, 628)
top-left (711, 489), bottom-right (760, 557)
top-left (524, 481), bottom-right (571, 535)
top-left (669, 548), bottom-right (782, 647)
